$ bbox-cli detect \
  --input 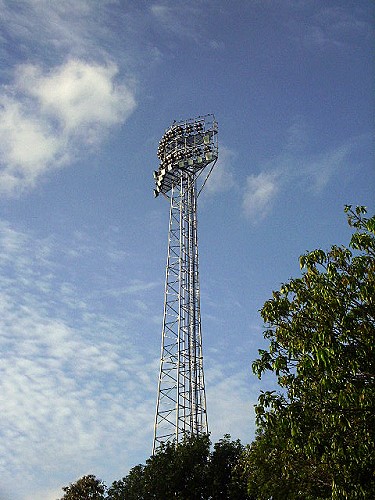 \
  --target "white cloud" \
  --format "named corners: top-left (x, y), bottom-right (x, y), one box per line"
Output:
top-left (313, 6), bottom-right (372, 39)
top-left (17, 60), bottom-right (135, 131)
top-left (240, 122), bottom-right (357, 223)
top-left (0, 0), bottom-right (141, 197)
top-left (294, 4), bottom-right (373, 49)
top-left (0, 0), bottom-right (166, 73)
top-left (105, 279), bottom-right (159, 297)
top-left (149, 0), bottom-right (222, 49)
top-left (205, 145), bottom-right (236, 194)
top-left (150, 3), bottom-right (199, 41)
top-left (302, 143), bottom-right (353, 193)
top-left (209, 40), bottom-right (225, 50)
top-left (254, 1), bottom-right (373, 50)
top-left (206, 366), bottom-right (257, 443)
top-left (25, 487), bottom-right (63, 500)
top-left (0, 0), bottom-right (117, 62)
top-left (281, 122), bottom-right (357, 193)
top-left (202, 121), bottom-right (354, 224)
top-left (0, 221), bottom-right (157, 499)
top-left (242, 171), bottom-right (279, 223)
top-left (0, 218), bottom-right (262, 499)
top-left (0, 60), bottom-right (136, 196)
top-left (0, 96), bottom-right (64, 190)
